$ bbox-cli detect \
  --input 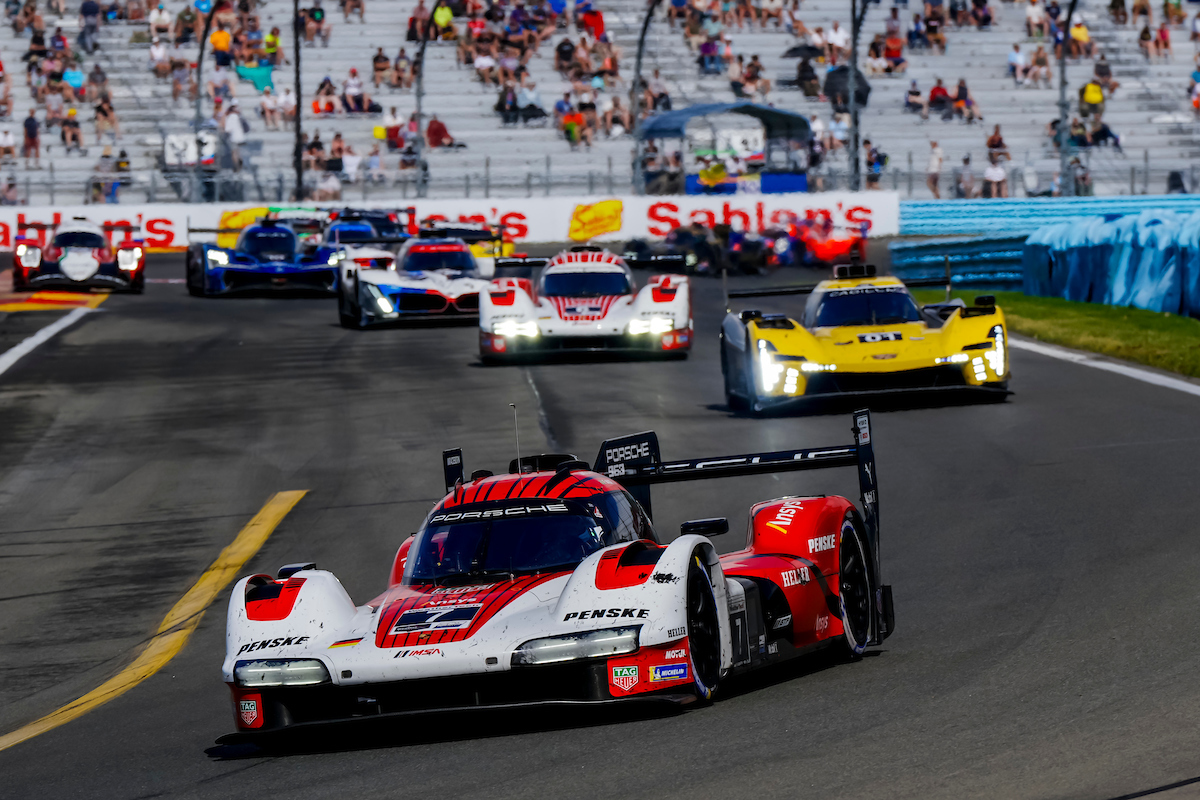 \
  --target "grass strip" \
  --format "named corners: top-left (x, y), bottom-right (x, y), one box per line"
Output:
top-left (911, 290), bottom-right (1200, 379)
